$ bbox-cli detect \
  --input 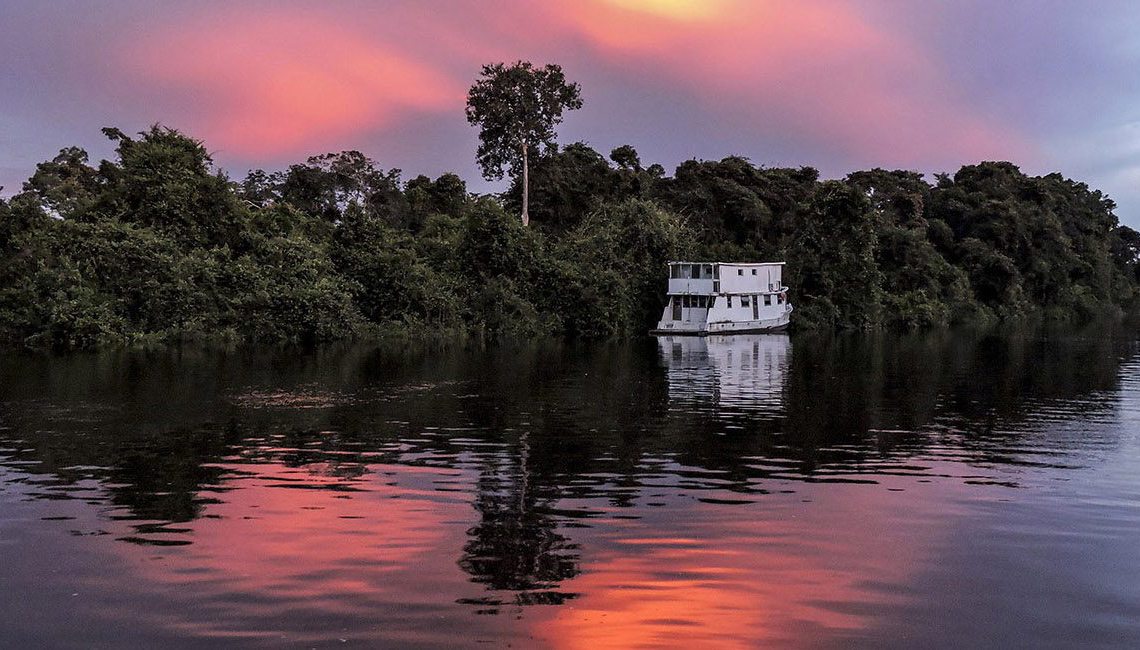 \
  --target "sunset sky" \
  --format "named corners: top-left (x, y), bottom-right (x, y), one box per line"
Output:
top-left (3, 0), bottom-right (1139, 222)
